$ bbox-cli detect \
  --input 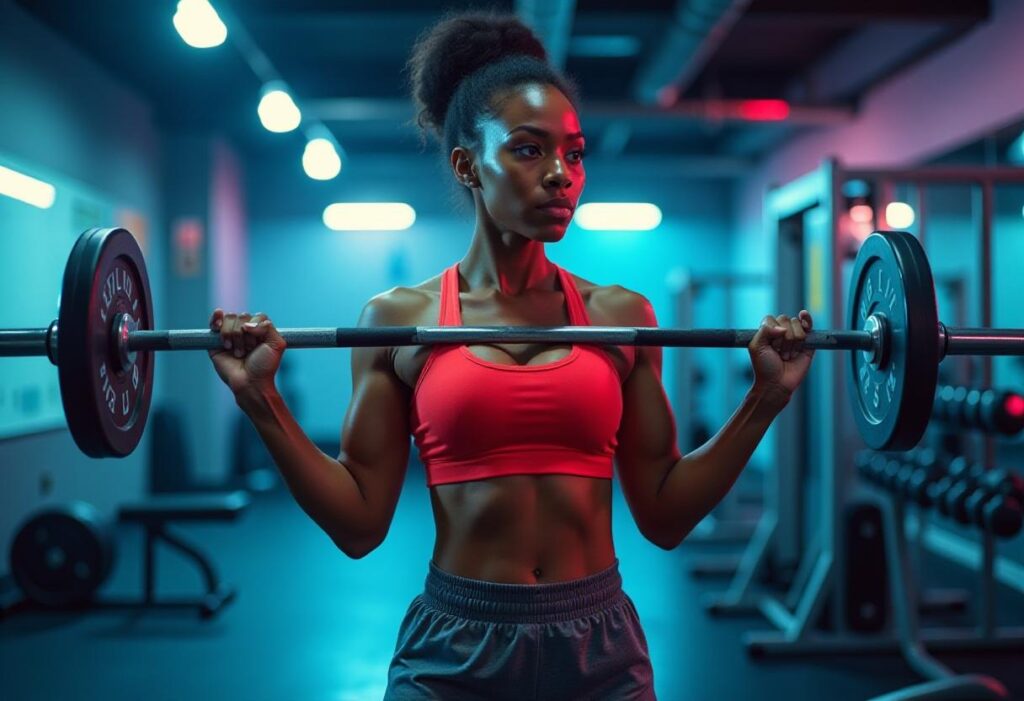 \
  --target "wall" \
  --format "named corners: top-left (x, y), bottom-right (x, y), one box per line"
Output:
top-left (160, 135), bottom-right (248, 485)
top-left (0, 0), bottom-right (164, 569)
